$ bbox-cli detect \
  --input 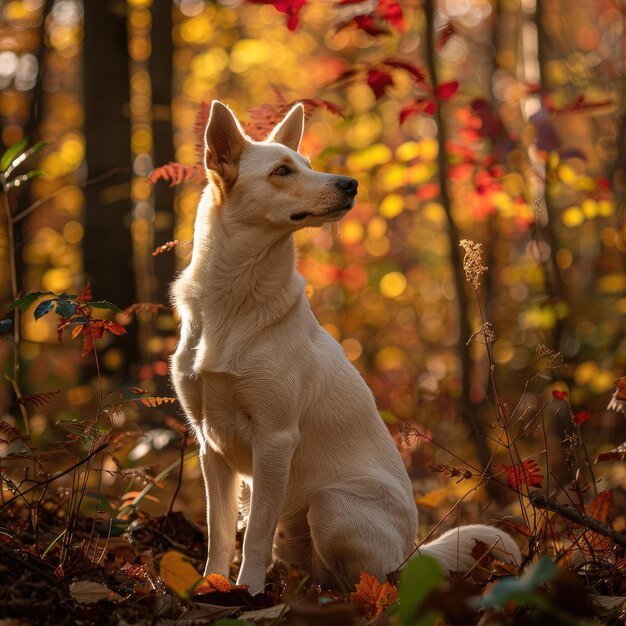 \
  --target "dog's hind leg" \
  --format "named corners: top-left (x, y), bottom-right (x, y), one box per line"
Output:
top-left (307, 485), bottom-right (416, 592)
